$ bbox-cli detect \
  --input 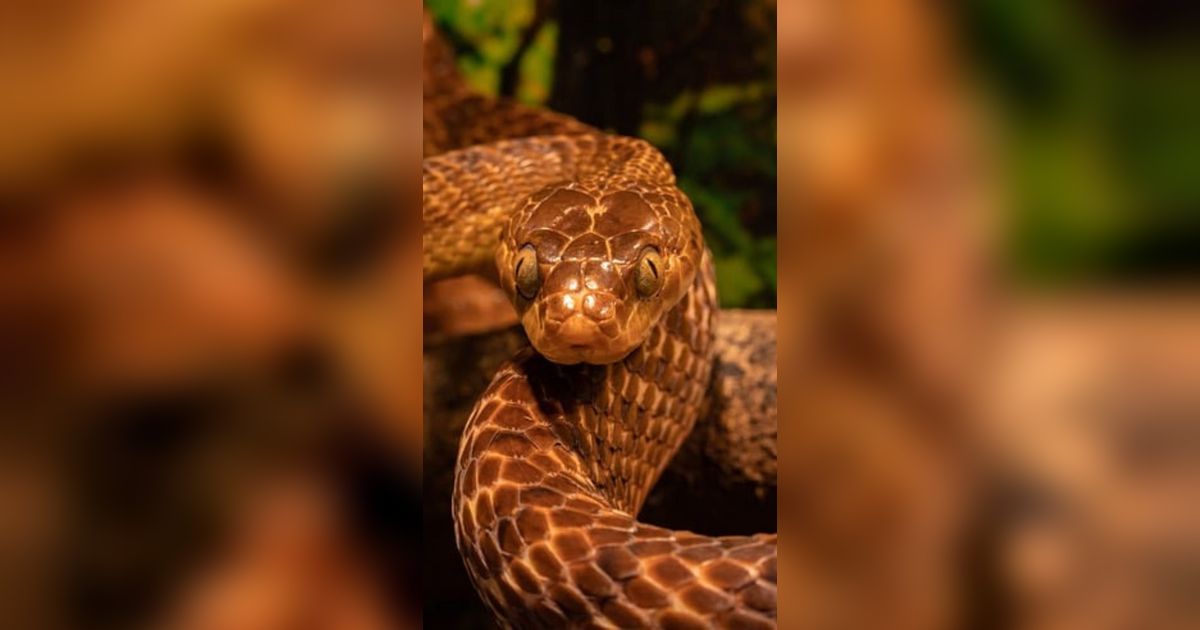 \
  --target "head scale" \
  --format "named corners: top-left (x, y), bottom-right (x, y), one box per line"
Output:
top-left (496, 182), bottom-right (702, 365)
